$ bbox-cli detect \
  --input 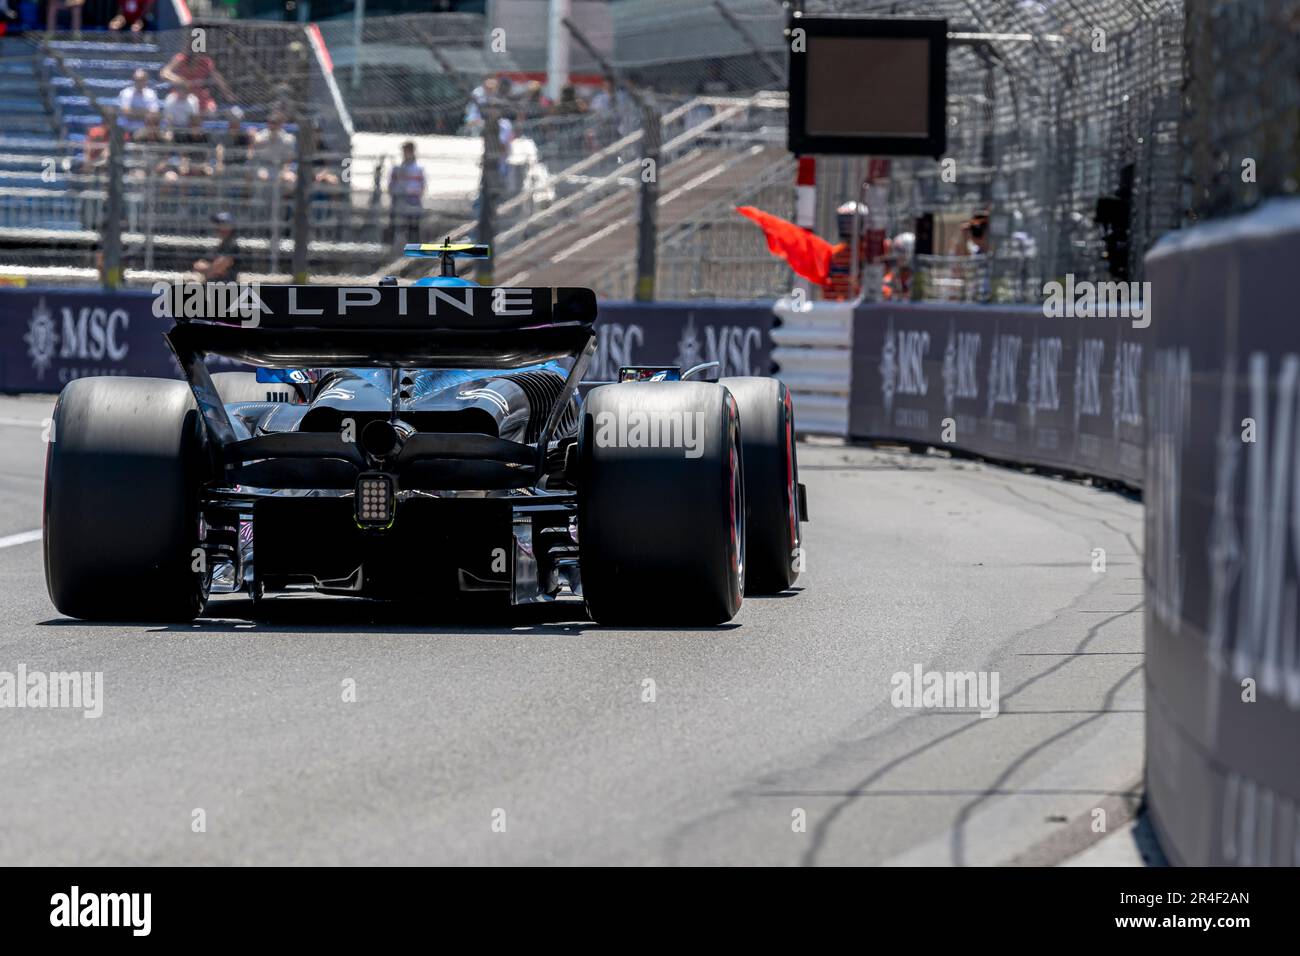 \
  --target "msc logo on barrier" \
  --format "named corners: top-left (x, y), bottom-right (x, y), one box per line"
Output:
top-left (941, 325), bottom-right (980, 416)
top-left (588, 316), bottom-right (768, 384)
top-left (676, 316), bottom-right (765, 377)
top-left (879, 319), bottom-right (931, 419)
top-left (1026, 335), bottom-right (1063, 424)
top-left (986, 333), bottom-right (1022, 416)
top-left (1112, 339), bottom-right (1143, 431)
top-left (23, 297), bottom-right (131, 381)
top-left (1073, 337), bottom-right (1106, 429)
top-left (590, 322), bottom-right (644, 382)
